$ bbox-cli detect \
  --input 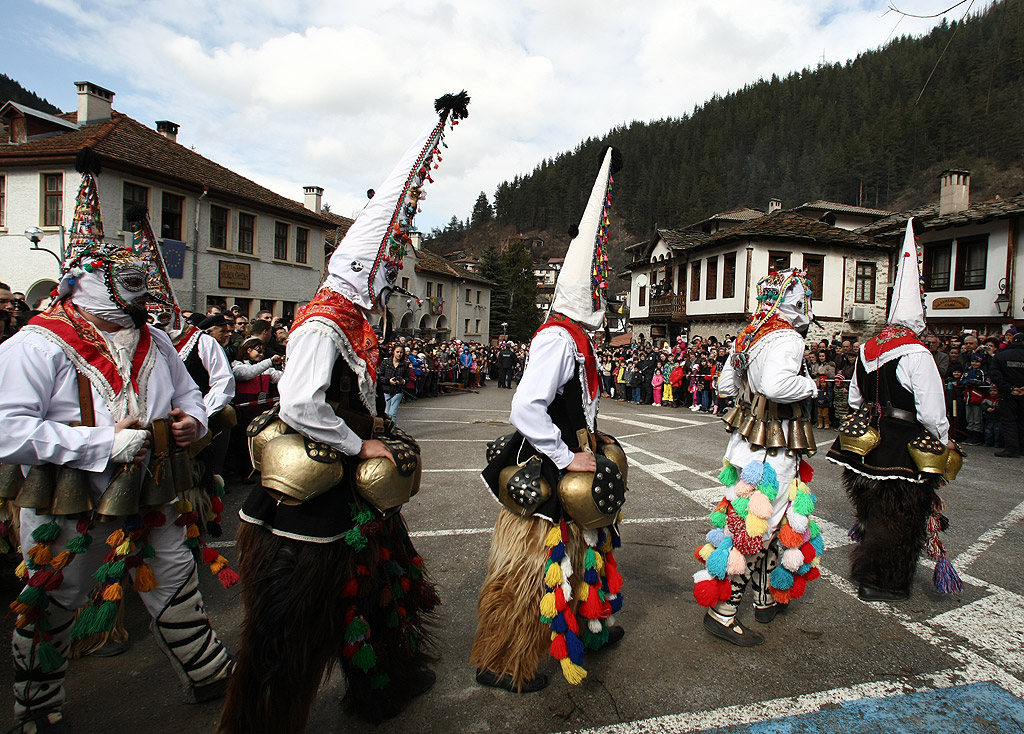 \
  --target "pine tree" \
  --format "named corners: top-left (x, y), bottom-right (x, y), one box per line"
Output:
top-left (471, 192), bottom-right (493, 226)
